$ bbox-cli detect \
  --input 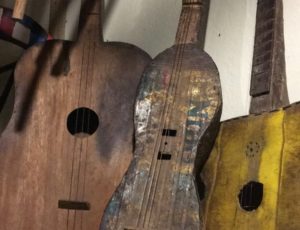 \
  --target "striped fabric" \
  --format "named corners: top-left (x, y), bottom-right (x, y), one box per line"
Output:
top-left (0, 6), bottom-right (51, 113)
top-left (0, 6), bottom-right (51, 49)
